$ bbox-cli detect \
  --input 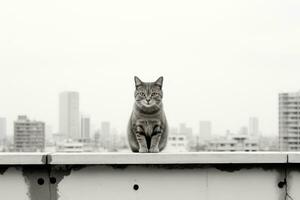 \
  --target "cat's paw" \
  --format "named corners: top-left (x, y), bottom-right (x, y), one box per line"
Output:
top-left (139, 148), bottom-right (148, 153)
top-left (153, 126), bottom-right (162, 134)
top-left (149, 147), bottom-right (160, 153)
